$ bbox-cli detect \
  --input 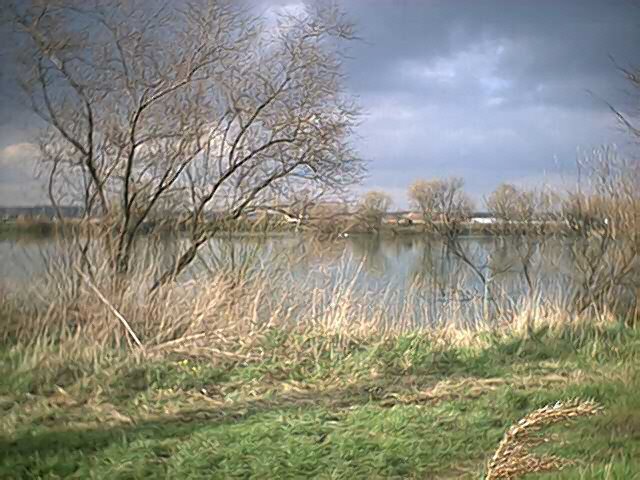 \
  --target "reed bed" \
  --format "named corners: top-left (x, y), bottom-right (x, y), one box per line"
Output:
top-left (1, 154), bottom-right (638, 477)
top-left (1, 232), bottom-right (632, 365)
top-left (1, 240), bottom-right (639, 478)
